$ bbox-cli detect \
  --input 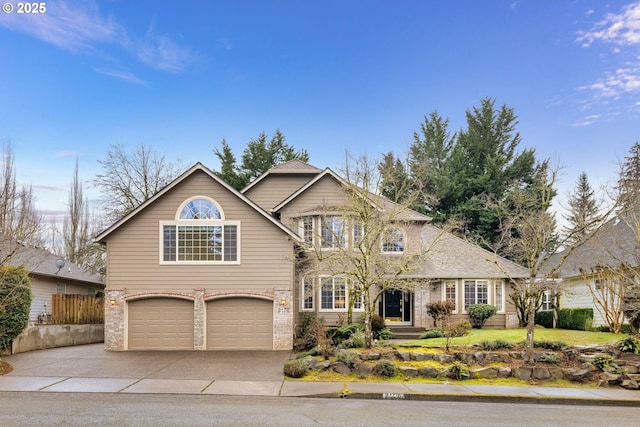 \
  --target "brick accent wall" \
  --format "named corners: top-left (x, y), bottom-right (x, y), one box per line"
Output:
top-left (273, 288), bottom-right (294, 350)
top-left (193, 289), bottom-right (205, 350)
top-left (104, 289), bottom-right (125, 351)
top-left (413, 283), bottom-right (431, 328)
